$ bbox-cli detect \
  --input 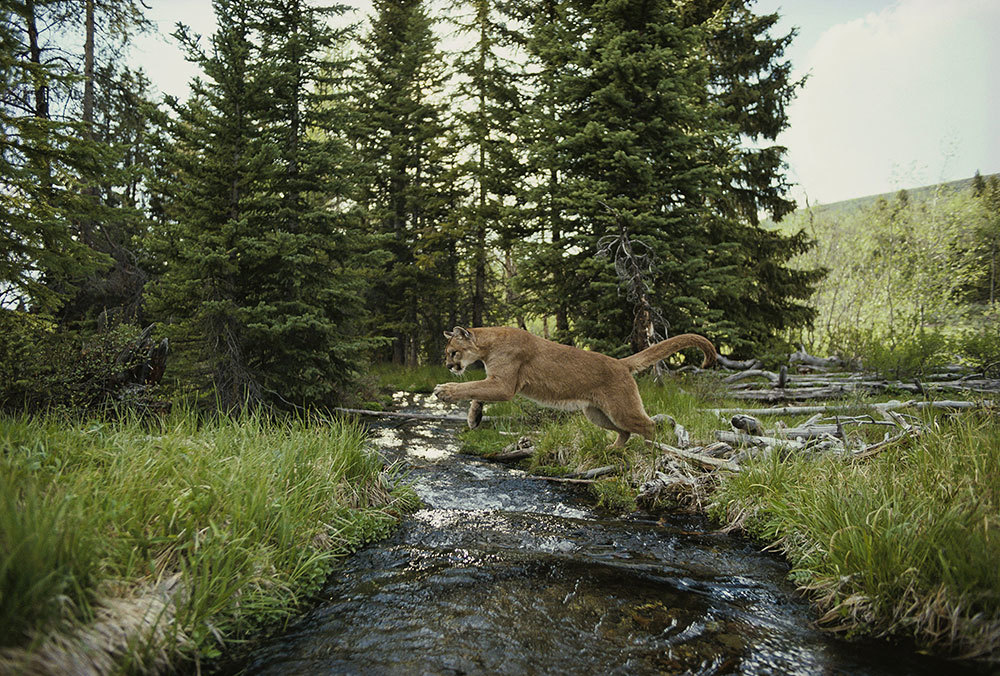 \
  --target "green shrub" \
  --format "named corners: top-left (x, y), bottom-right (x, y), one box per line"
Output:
top-left (827, 325), bottom-right (952, 378)
top-left (955, 320), bottom-right (1000, 372)
top-left (0, 310), bottom-right (149, 412)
